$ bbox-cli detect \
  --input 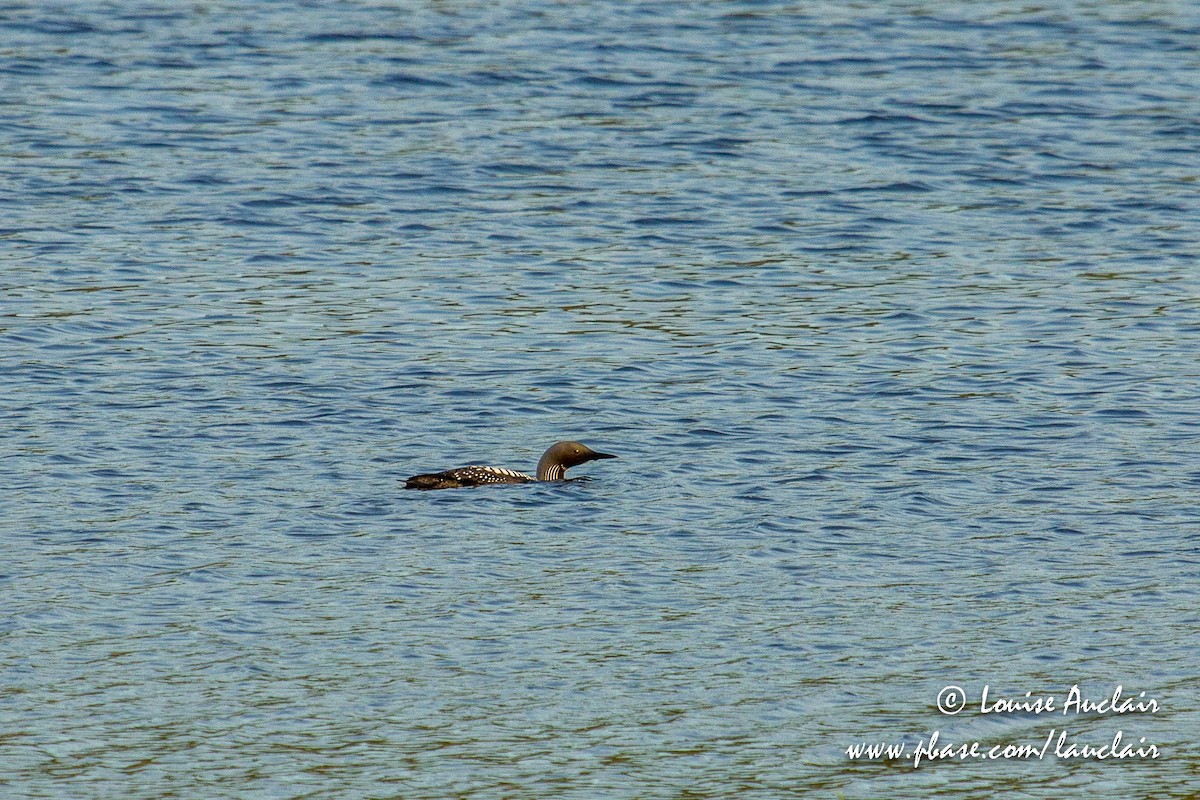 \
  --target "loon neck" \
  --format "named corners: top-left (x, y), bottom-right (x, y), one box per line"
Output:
top-left (538, 462), bottom-right (565, 481)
